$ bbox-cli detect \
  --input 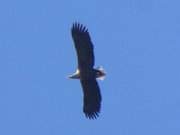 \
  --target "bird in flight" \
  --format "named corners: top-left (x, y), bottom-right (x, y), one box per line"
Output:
top-left (68, 23), bottom-right (105, 119)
